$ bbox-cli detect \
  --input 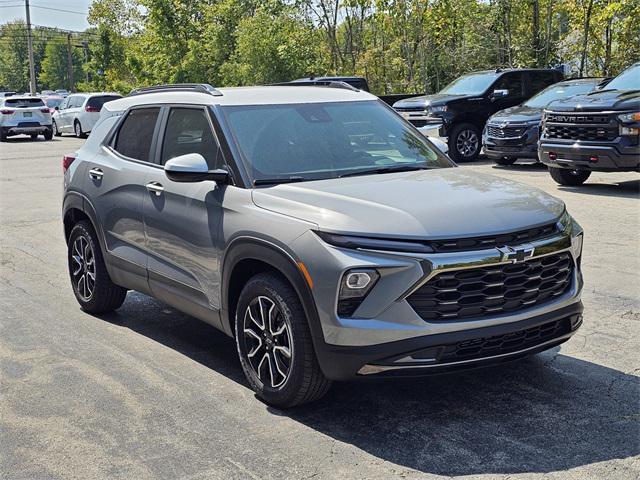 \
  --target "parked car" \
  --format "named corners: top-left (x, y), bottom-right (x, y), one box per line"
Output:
top-left (539, 62), bottom-right (640, 185)
top-left (290, 76), bottom-right (370, 92)
top-left (41, 89), bottom-right (55, 96)
top-left (42, 95), bottom-right (65, 114)
top-left (1, 91), bottom-right (17, 97)
top-left (483, 78), bottom-right (603, 165)
top-left (393, 68), bottom-right (564, 161)
top-left (55, 89), bottom-right (69, 98)
top-left (63, 83), bottom-right (584, 407)
top-left (52, 92), bottom-right (122, 137)
top-left (0, 95), bottom-right (53, 141)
